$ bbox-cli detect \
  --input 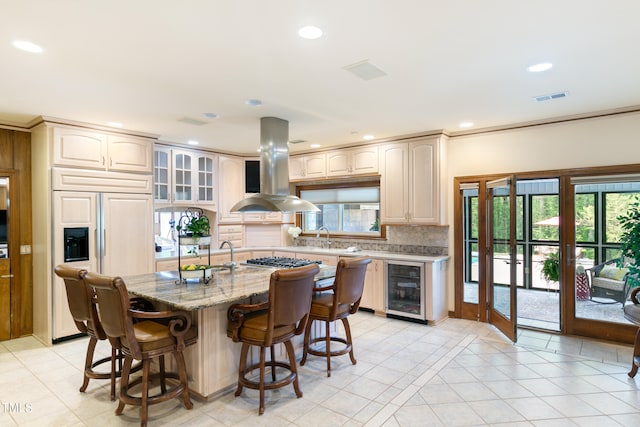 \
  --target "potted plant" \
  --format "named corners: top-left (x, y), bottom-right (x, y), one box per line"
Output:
top-left (176, 211), bottom-right (211, 245)
top-left (617, 196), bottom-right (640, 288)
top-left (541, 251), bottom-right (560, 283)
